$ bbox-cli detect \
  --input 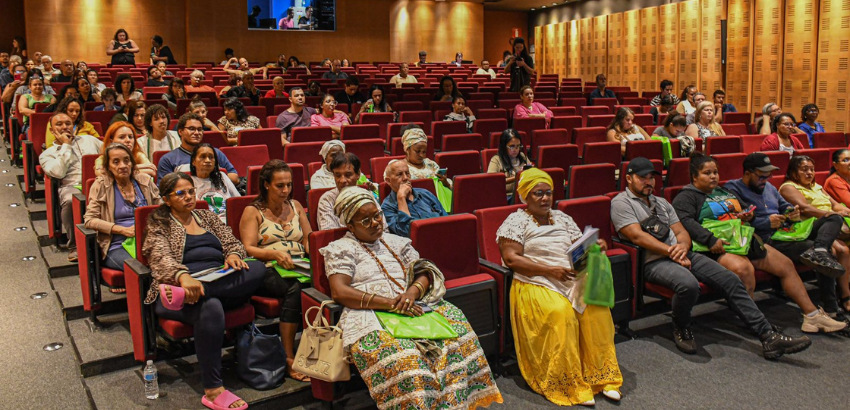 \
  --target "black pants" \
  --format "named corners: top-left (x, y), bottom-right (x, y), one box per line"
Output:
top-left (643, 252), bottom-right (773, 336)
top-left (767, 214), bottom-right (844, 312)
top-left (155, 260), bottom-right (265, 389)
top-left (256, 266), bottom-right (305, 323)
